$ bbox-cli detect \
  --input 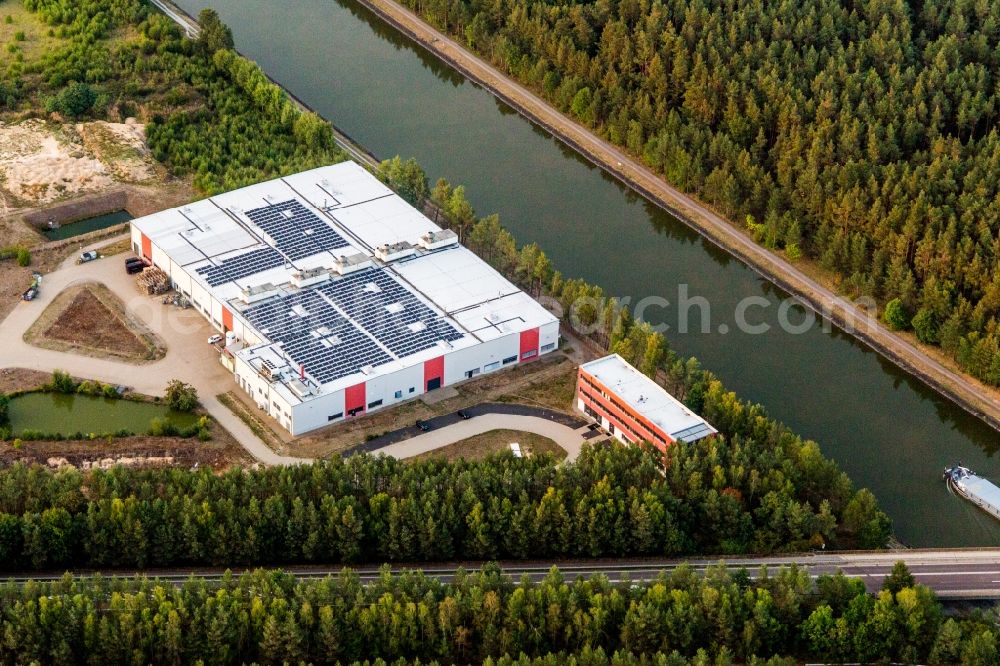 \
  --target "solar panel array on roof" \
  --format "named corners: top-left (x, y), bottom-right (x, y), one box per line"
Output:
top-left (242, 290), bottom-right (392, 384)
top-left (318, 269), bottom-right (464, 357)
top-left (196, 247), bottom-right (285, 287)
top-left (245, 200), bottom-right (350, 260)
